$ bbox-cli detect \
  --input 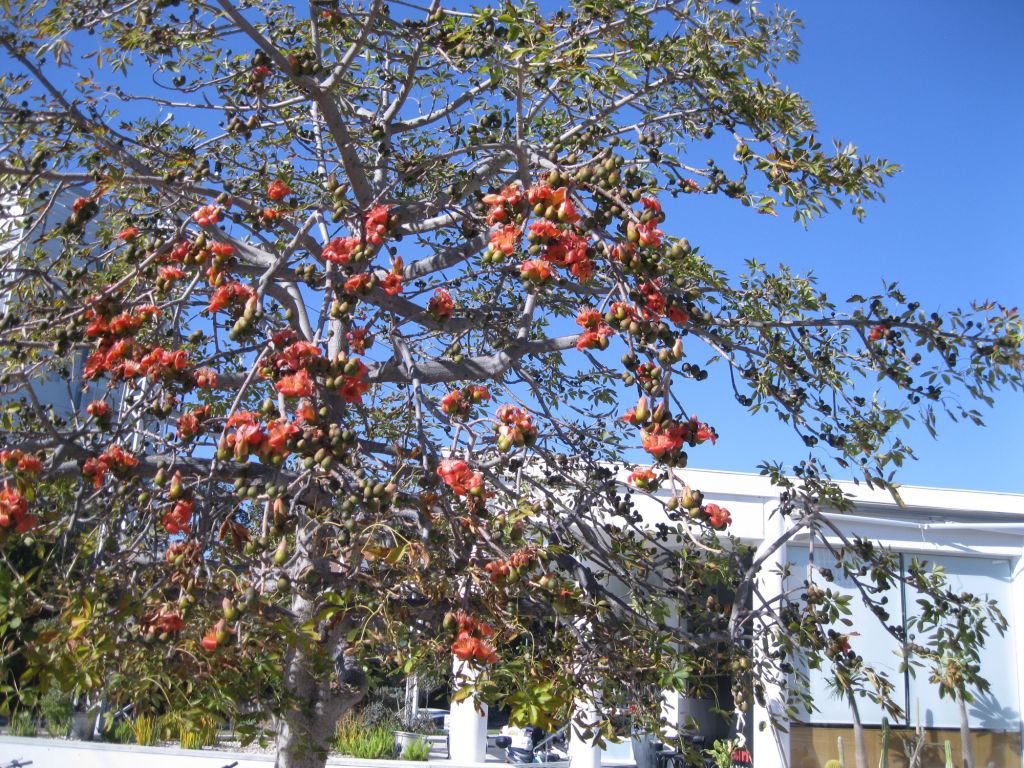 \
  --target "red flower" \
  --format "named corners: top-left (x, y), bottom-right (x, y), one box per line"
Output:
top-left (210, 242), bottom-right (234, 257)
top-left (176, 405), bottom-right (210, 441)
top-left (441, 390), bottom-right (468, 419)
top-left (686, 415), bottom-right (717, 446)
top-left (519, 259), bottom-right (552, 282)
top-left (136, 347), bottom-right (190, 380)
top-left (0, 483), bottom-right (36, 532)
top-left (621, 397), bottom-right (650, 426)
top-left (641, 430), bottom-right (679, 459)
top-left (0, 450), bottom-right (42, 475)
top-left (322, 236), bottom-right (358, 265)
top-left (437, 459), bottom-right (483, 497)
top-left (365, 204), bottom-right (392, 246)
top-left (296, 399), bottom-right (317, 423)
top-left (87, 399), bottom-right (111, 421)
top-left (576, 327), bottom-right (612, 352)
top-left (208, 281), bottom-right (255, 313)
top-left (265, 419), bottom-right (300, 453)
top-left (149, 608), bottom-right (186, 635)
top-left (703, 503), bottom-right (731, 530)
top-left (117, 226), bottom-right (140, 241)
top-left (636, 221), bottom-right (663, 247)
top-left (193, 368), bottom-right (218, 388)
top-left (201, 619), bottom-right (231, 652)
top-left (640, 197), bottom-right (662, 214)
top-left (82, 445), bottom-right (139, 489)
top-left (338, 359), bottom-right (369, 404)
top-left (428, 289), bottom-right (455, 321)
top-left (490, 225), bottom-right (522, 256)
top-left (344, 272), bottom-right (373, 294)
top-left (482, 184), bottom-right (524, 225)
top-left (159, 265), bottom-right (185, 284)
top-left (225, 412), bottom-right (266, 460)
top-left (380, 272), bottom-right (403, 296)
top-left (192, 204), bottom-right (222, 227)
top-left (557, 196), bottom-right (580, 224)
top-left (666, 305), bottom-right (690, 326)
top-left (276, 368), bottom-right (315, 398)
top-left (162, 499), bottom-right (194, 535)
top-left (272, 341), bottom-right (322, 373)
top-left (495, 404), bottom-right (537, 450)
top-left (267, 180), bottom-right (291, 201)
top-left (347, 327), bottom-right (372, 354)
top-left (528, 220), bottom-right (561, 241)
top-left (451, 632), bottom-right (498, 664)
top-left (627, 468), bottom-right (658, 489)
top-left (638, 280), bottom-right (667, 319)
